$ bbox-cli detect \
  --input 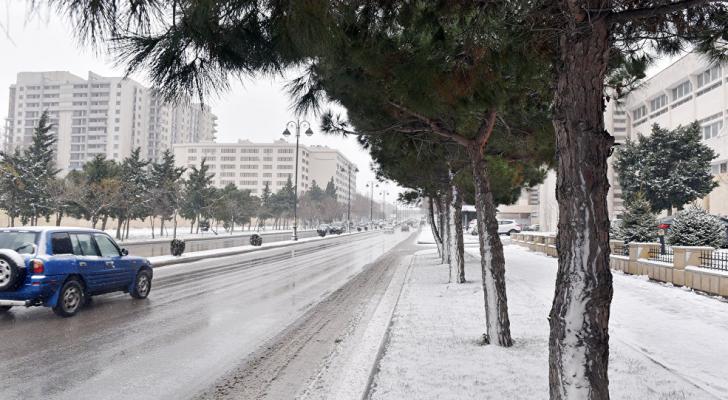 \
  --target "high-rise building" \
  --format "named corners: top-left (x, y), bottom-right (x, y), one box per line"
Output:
top-left (172, 139), bottom-right (357, 203)
top-left (4, 71), bottom-right (216, 172)
top-left (537, 52), bottom-right (728, 231)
